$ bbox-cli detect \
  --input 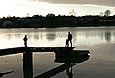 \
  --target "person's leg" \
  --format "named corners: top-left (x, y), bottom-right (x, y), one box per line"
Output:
top-left (68, 40), bottom-right (70, 47)
top-left (24, 41), bottom-right (27, 47)
top-left (67, 41), bottom-right (69, 47)
top-left (70, 40), bottom-right (72, 47)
